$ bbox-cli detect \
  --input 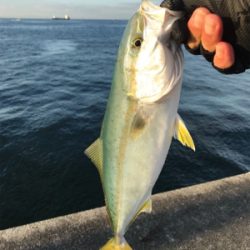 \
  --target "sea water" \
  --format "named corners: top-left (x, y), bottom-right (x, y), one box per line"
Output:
top-left (0, 19), bottom-right (249, 229)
